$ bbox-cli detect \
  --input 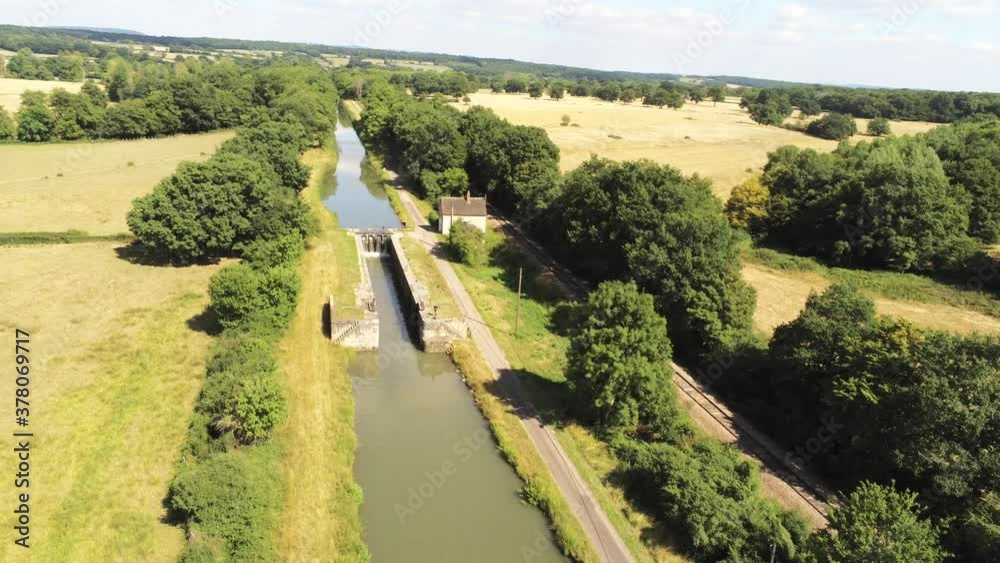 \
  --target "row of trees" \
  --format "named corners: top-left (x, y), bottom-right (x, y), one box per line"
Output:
top-left (356, 77), bottom-right (561, 216)
top-left (713, 284), bottom-right (1000, 561)
top-left (2, 48), bottom-right (87, 80)
top-left (726, 123), bottom-right (1000, 283)
top-left (2, 58), bottom-right (338, 143)
top-left (154, 62), bottom-right (336, 562)
top-left (567, 281), bottom-right (955, 561)
top-left (743, 86), bottom-right (1000, 124)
